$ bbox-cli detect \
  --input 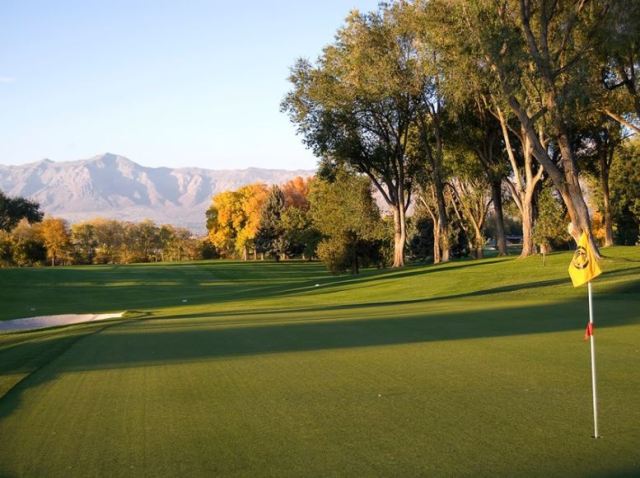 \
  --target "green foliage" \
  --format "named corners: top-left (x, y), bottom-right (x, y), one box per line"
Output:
top-left (315, 237), bottom-right (349, 274)
top-left (0, 232), bottom-right (12, 266)
top-left (610, 140), bottom-right (640, 245)
top-left (309, 170), bottom-right (386, 273)
top-left (282, 4), bottom-right (433, 266)
top-left (533, 184), bottom-right (571, 252)
top-left (71, 223), bottom-right (98, 264)
top-left (255, 186), bottom-right (287, 260)
top-left (9, 221), bottom-right (46, 267)
top-left (408, 213), bottom-right (434, 262)
top-left (0, 217), bottom-right (208, 267)
top-left (280, 206), bottom-right (320, 258)
top-left (0, 192), bottom-right (43, 232)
